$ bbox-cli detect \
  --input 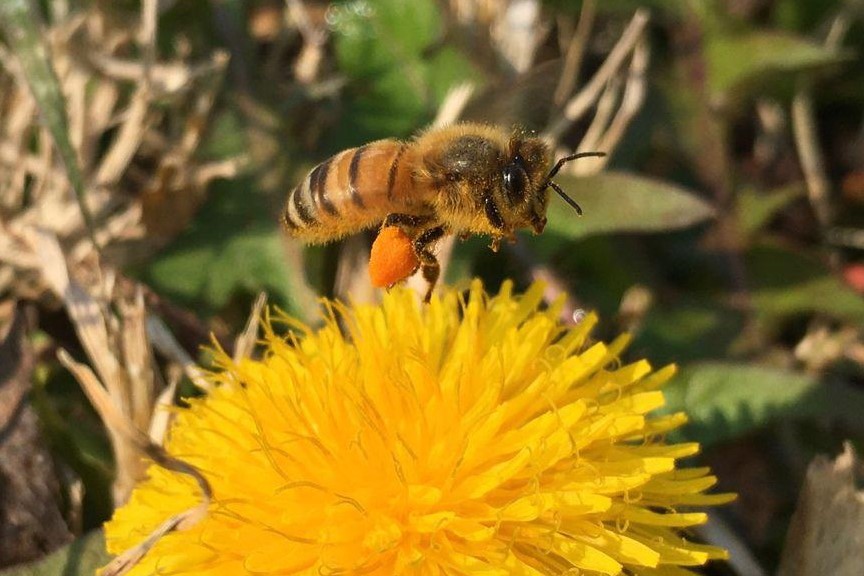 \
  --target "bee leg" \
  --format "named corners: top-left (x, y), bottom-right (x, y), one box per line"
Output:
top-left (413, 226), bottom-right (446, 303)
top-left (382, 213), bottom-right (433, 231)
